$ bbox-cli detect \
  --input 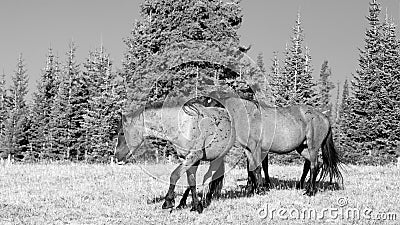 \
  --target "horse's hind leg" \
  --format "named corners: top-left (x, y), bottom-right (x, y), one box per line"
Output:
top-left (296, 160), bottom-right (310, 189)
top-left (296, 148), bottom-right (324, 190)
top-left (204, 158), bottom-right (225, 207)
top-left (261, 153), bottom-right (270, 189)
top-left (303, 119), bottom-right (325, 196)
top-left (296, 136), bottom-right (317, 195)
top-left (296, 145), bottom-right (309, 189)
top-left (186, 161), bottom-right (203, 213)
top-left (243, 144), bottom-right (263, 195)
